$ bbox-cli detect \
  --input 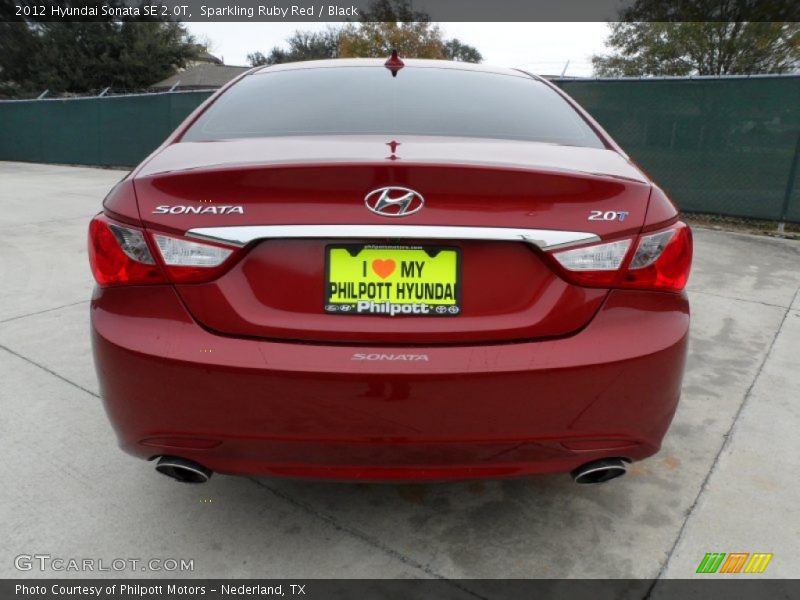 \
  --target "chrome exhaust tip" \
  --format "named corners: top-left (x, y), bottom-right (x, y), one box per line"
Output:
top-left (155, 456), bottom-right (212, 484)
top-left (571, 458), bottom-right (627, 485)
